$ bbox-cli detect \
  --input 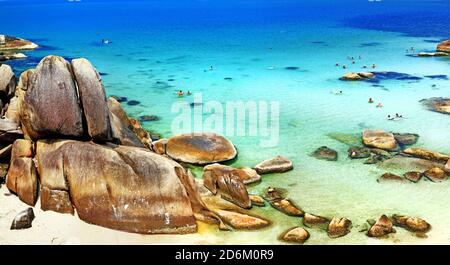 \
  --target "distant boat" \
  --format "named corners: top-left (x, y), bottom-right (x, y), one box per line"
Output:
top-left (102, 39), bottom-right (112, 45)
